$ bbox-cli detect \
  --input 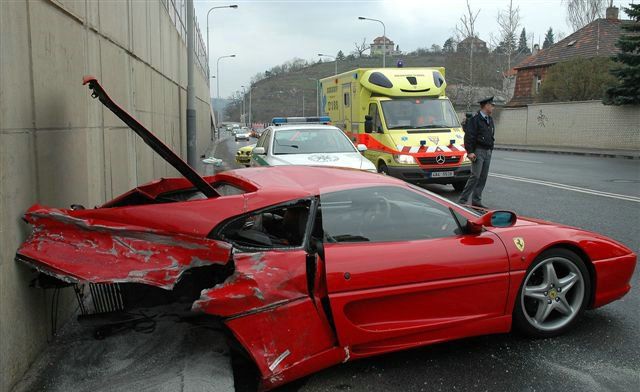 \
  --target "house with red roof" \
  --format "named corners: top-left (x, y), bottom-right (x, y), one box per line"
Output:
top-left (507, 6), bottom-right (632, 107)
